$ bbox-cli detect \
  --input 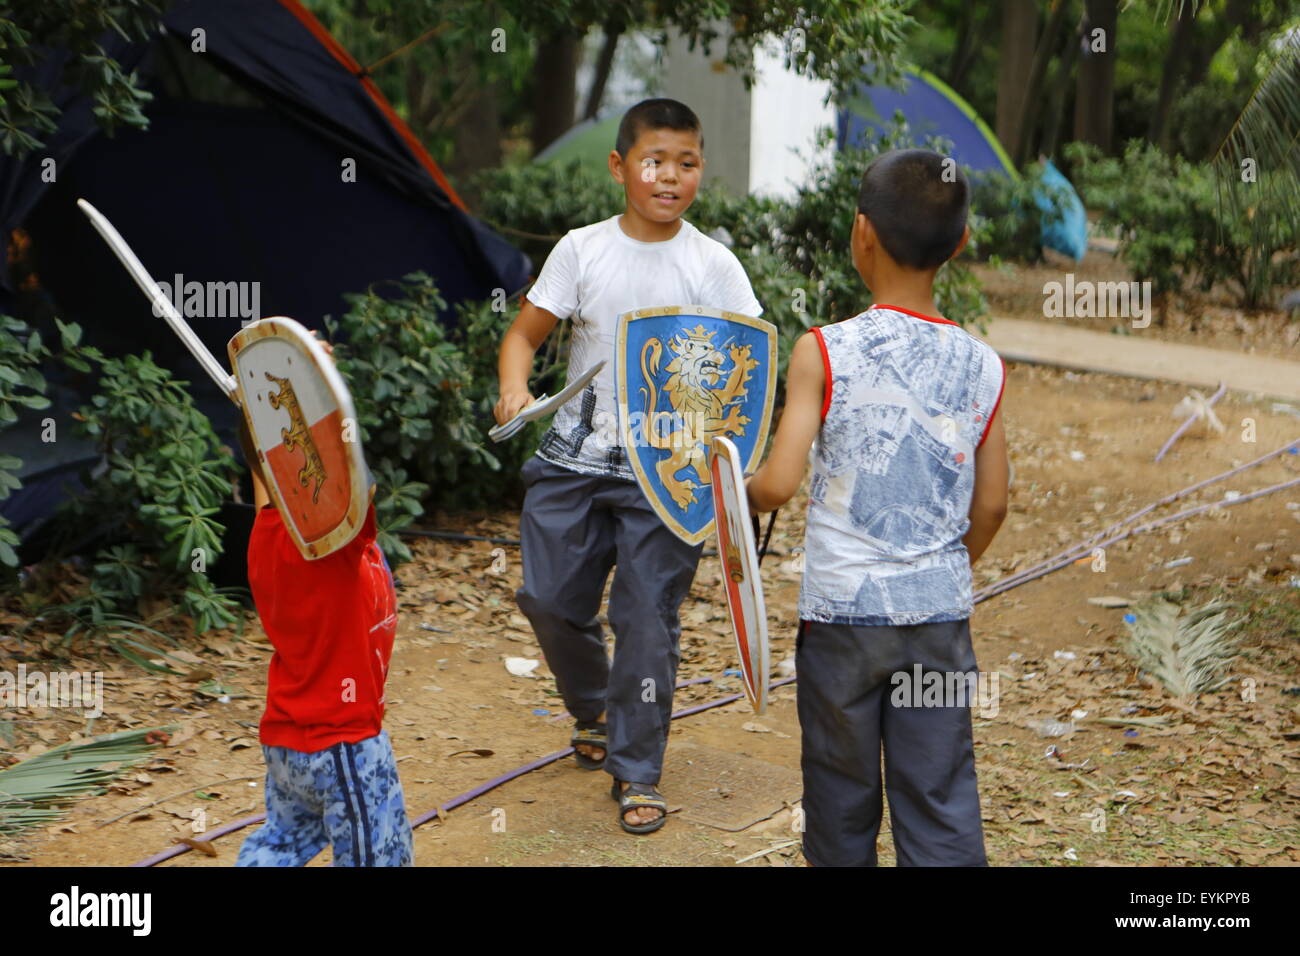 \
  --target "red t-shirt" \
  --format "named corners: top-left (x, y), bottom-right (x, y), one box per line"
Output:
top-left (247, 502), bottom-right (397, 752)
